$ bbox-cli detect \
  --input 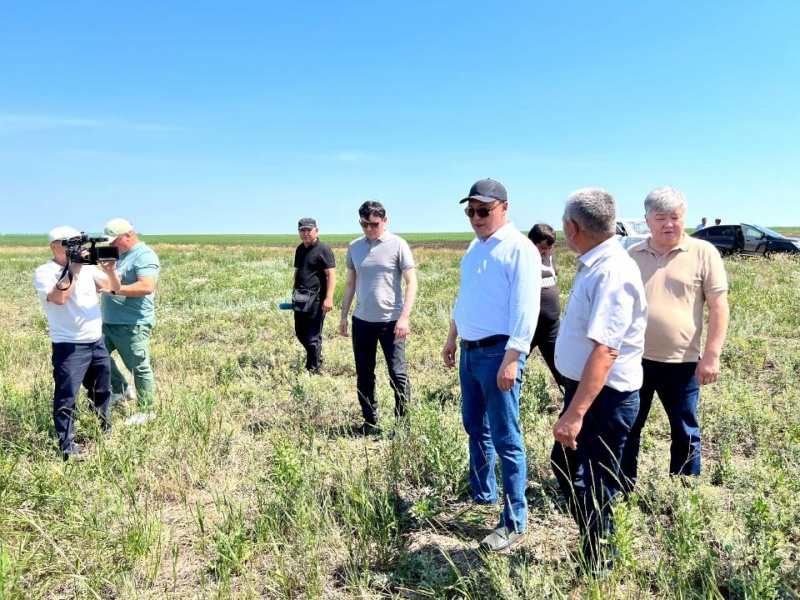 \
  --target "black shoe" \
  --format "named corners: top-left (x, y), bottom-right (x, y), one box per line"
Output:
top-left (352, 423), bottom-right (381, 437)
top-left (62, 445), bottom-right (85, 462)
